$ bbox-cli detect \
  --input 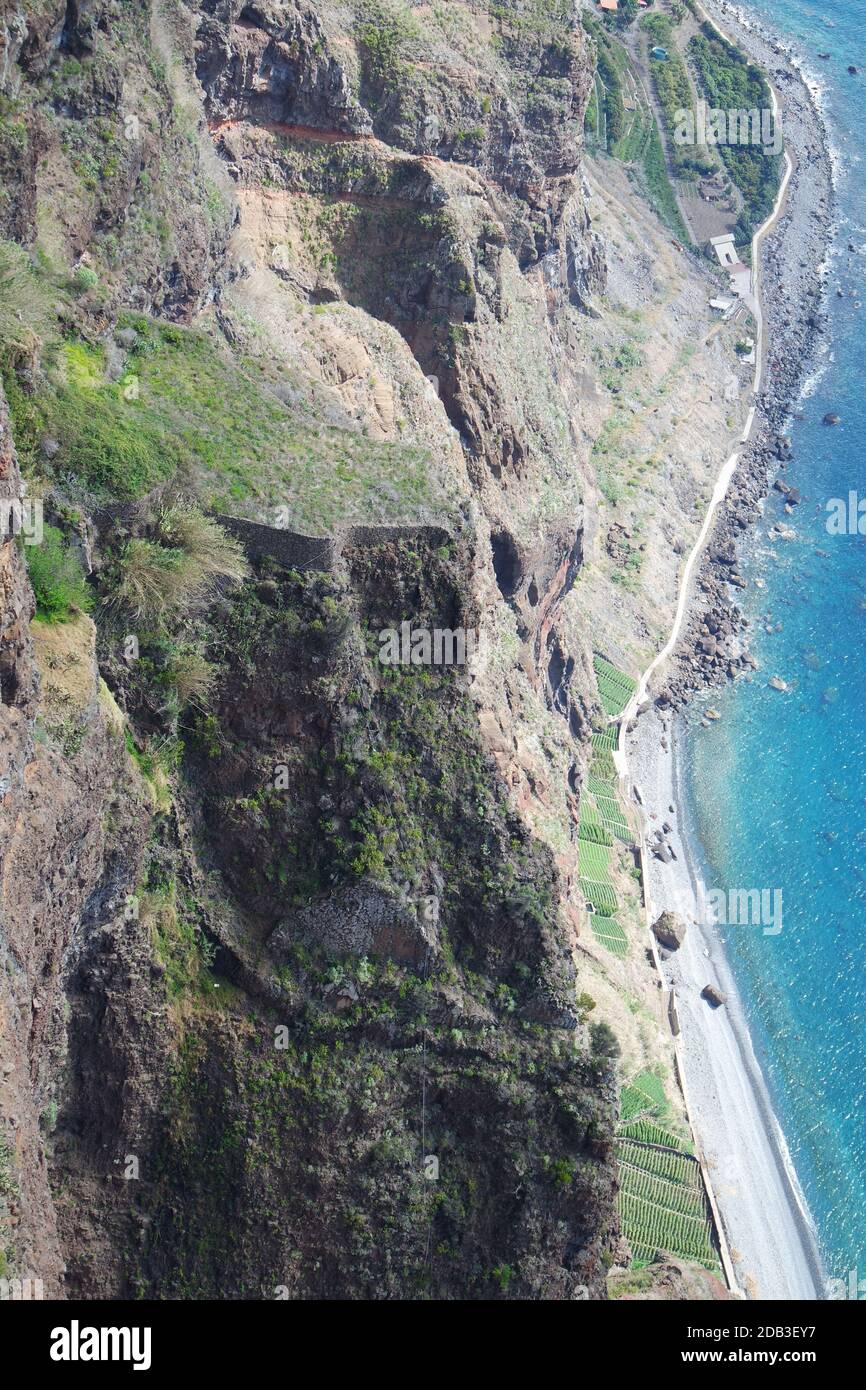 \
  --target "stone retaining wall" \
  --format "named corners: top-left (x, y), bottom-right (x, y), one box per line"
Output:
top-left (215, 516), bottom-right (451, 571)
top-left (92, 504), bottom-right (451, 573)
